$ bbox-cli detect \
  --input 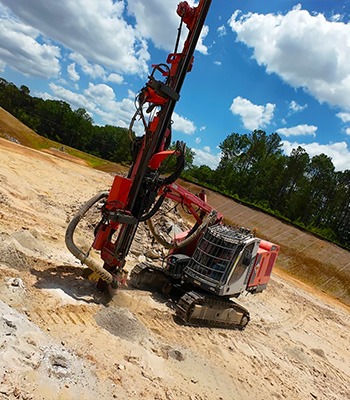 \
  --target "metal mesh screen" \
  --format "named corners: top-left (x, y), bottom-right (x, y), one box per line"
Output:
top-left (185, 225), bottom-right (252, 285)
